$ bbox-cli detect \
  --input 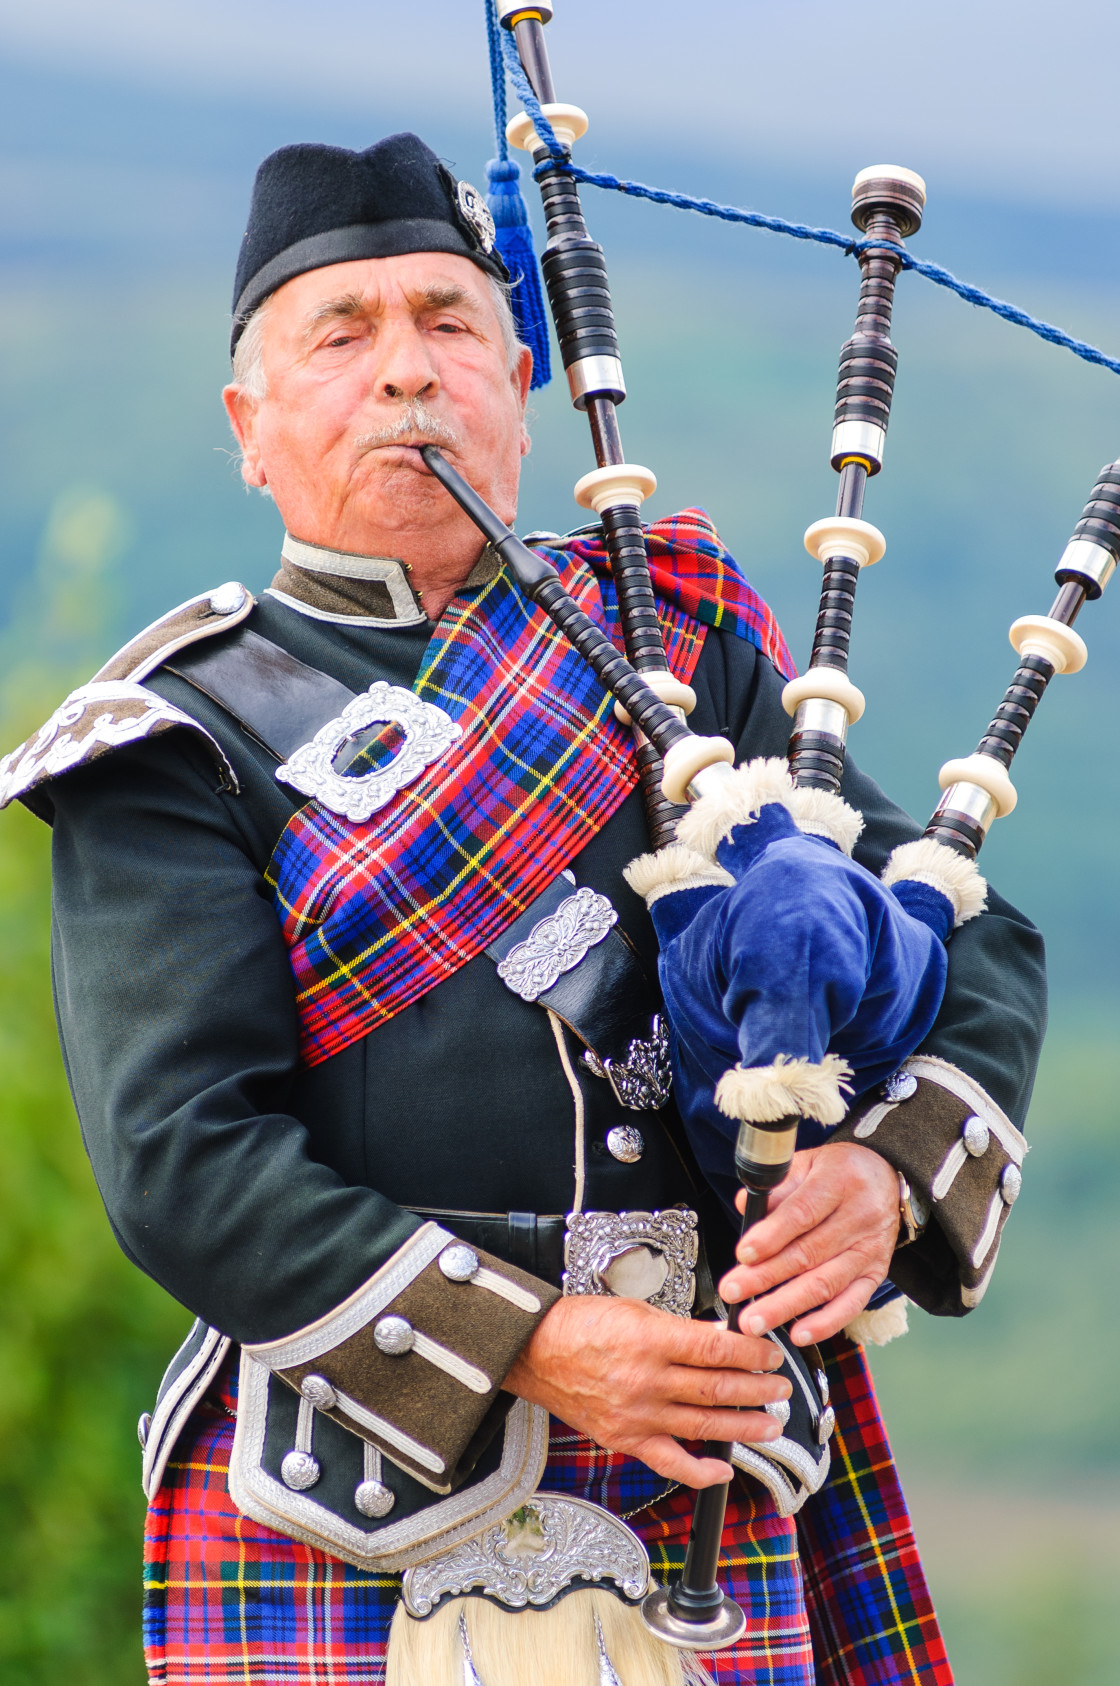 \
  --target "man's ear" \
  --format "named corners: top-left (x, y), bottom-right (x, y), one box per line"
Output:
top-left (515, 345), bottom-right (533, 458)
top-left (222, 385), bottom-right (267, 488)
